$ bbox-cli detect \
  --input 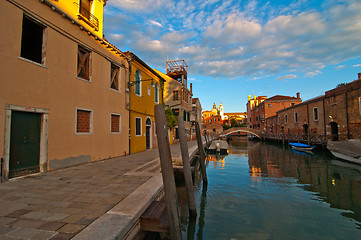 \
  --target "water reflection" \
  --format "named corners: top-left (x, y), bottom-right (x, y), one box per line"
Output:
top-left (178, 141), bottom-right (361, 239)
top-left (247, 141), bottom-right (361, 226)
